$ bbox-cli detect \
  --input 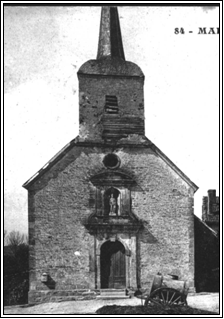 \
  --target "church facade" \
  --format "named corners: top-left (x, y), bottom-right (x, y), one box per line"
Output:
top-left (23, 7), bottom-right (198, 304)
